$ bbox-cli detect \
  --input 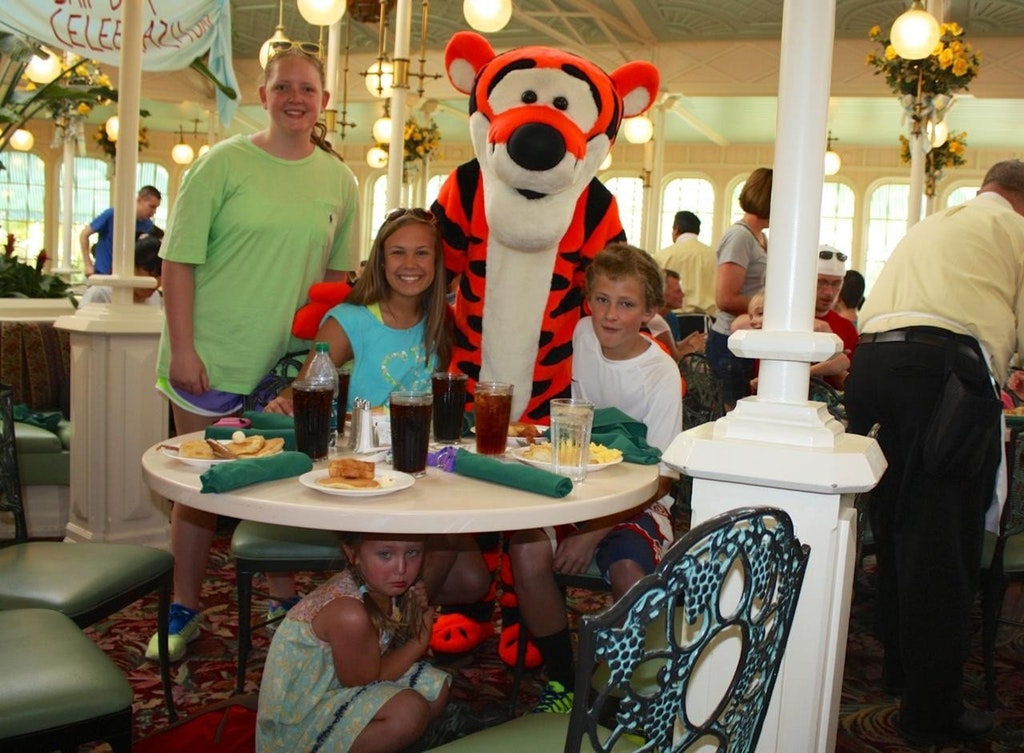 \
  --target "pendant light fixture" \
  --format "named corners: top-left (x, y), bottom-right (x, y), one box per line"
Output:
top-left (463, 0), bottom-right (512, 33)
top-left (890, 0), bottom-right (941, 60)
top-left (259, 0), bottom-right (291, 69)
top-left (9, 129), bottom-right (34, 151)
top-left (297, 0), bottom-right (347, 26)
top-left (171, 126), bottom-right (194, 166)
top-left (824, 132), bottom-right (841, 176)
